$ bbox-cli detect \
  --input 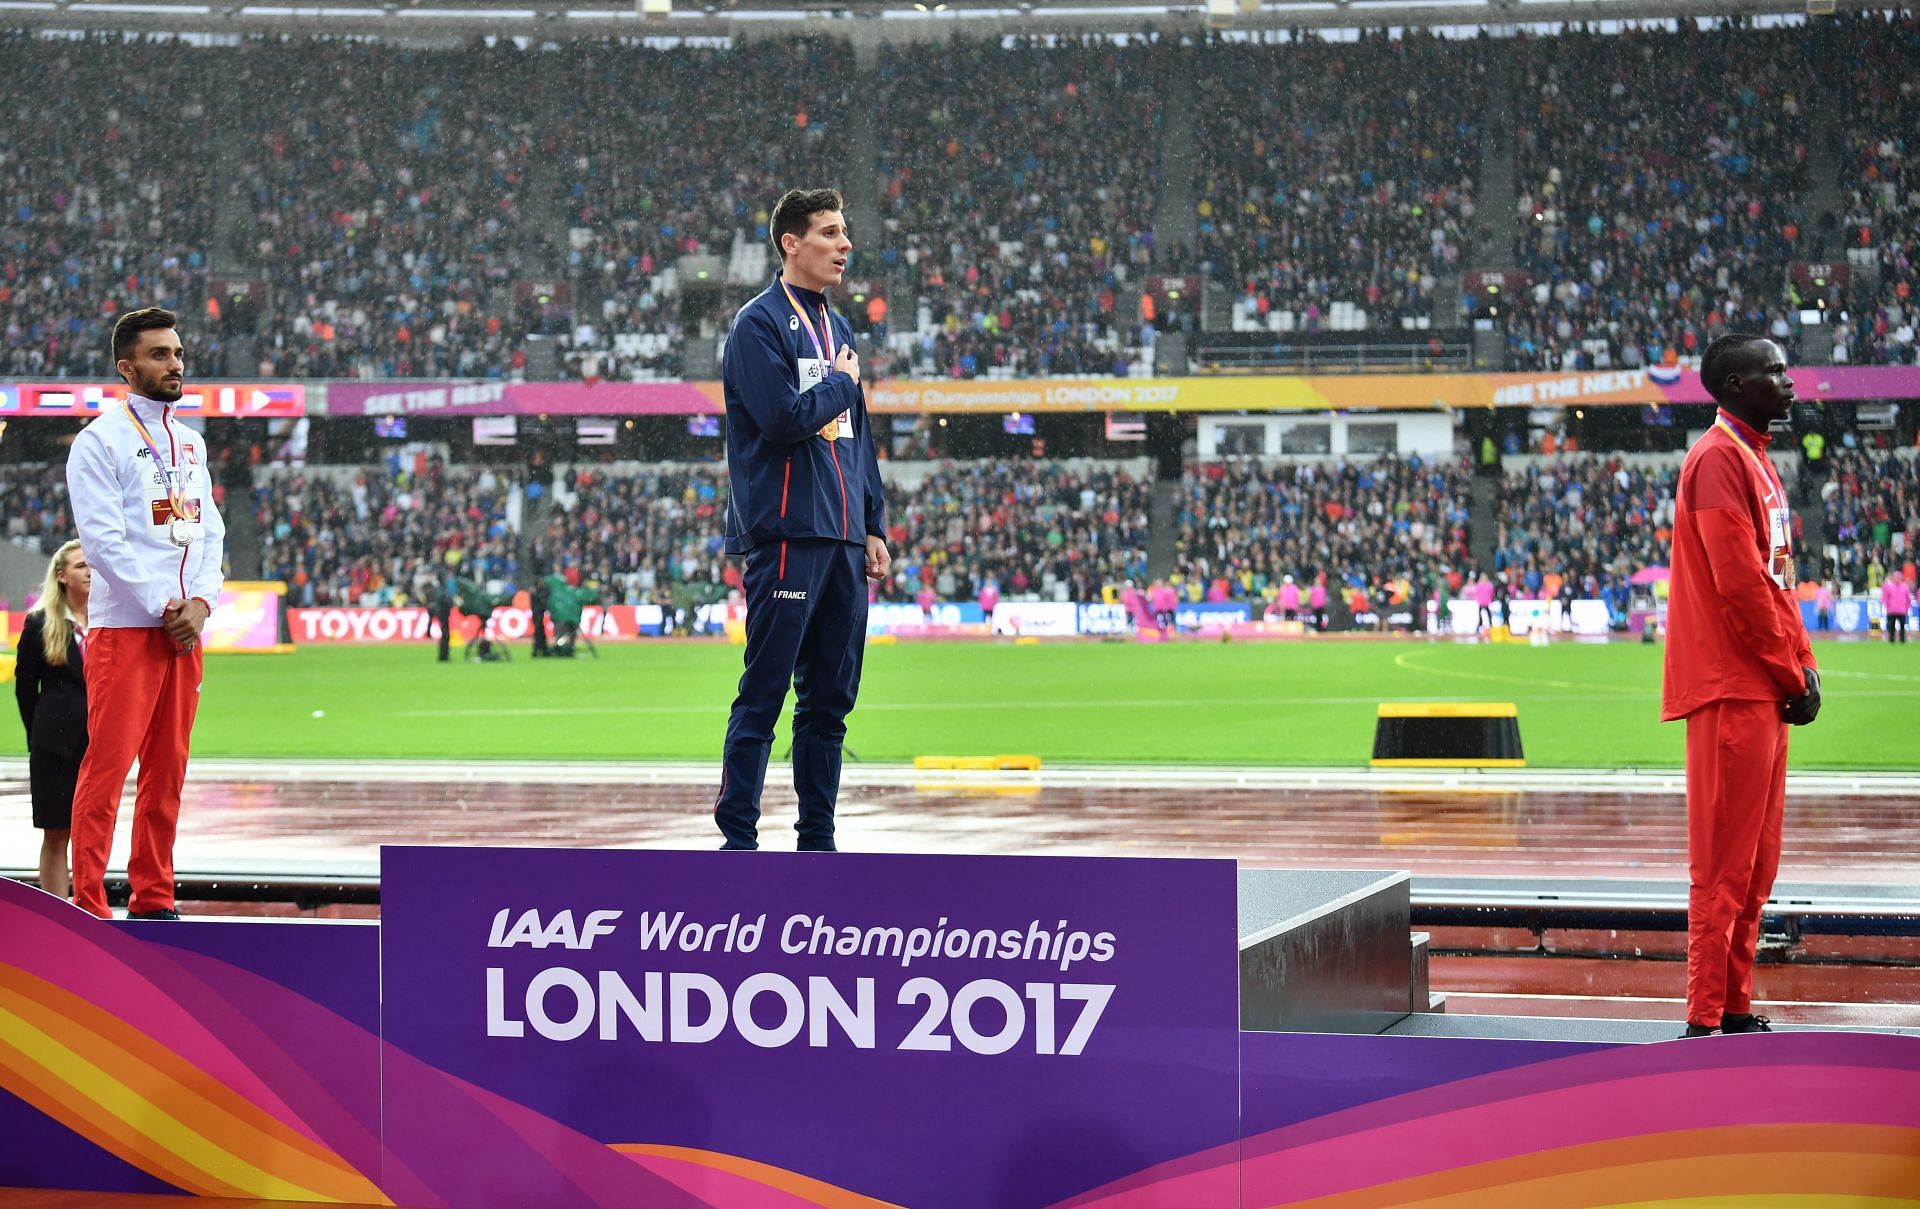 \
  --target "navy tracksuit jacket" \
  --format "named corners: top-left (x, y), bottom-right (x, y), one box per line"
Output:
top-left (714, 276), bottom-right (886, 850)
